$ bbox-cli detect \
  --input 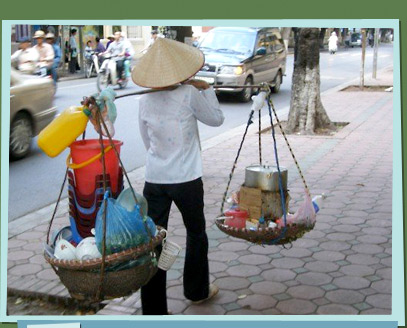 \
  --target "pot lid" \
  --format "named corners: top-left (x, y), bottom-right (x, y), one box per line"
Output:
top-left (245, 165), bottom-right (287, 173)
